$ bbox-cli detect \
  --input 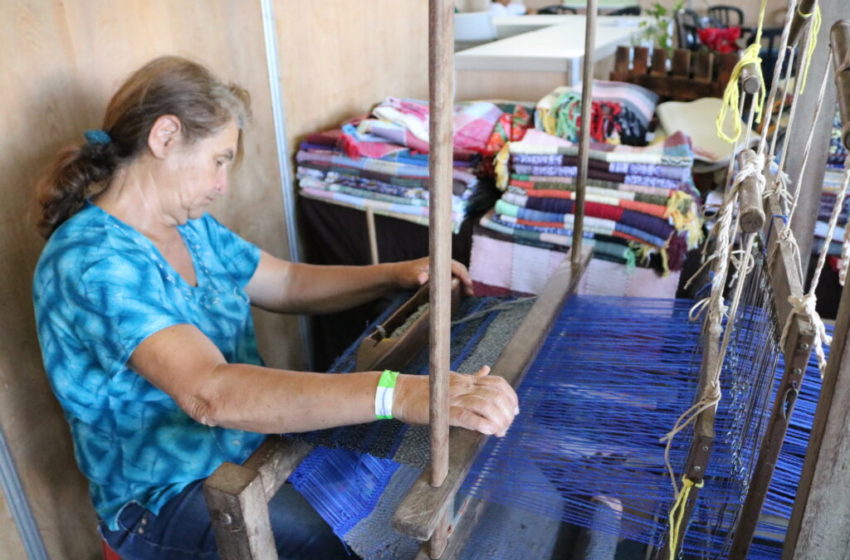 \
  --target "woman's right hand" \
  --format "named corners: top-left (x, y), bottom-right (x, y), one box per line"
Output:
top-left (393, 366), bottom-right (519, 437)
